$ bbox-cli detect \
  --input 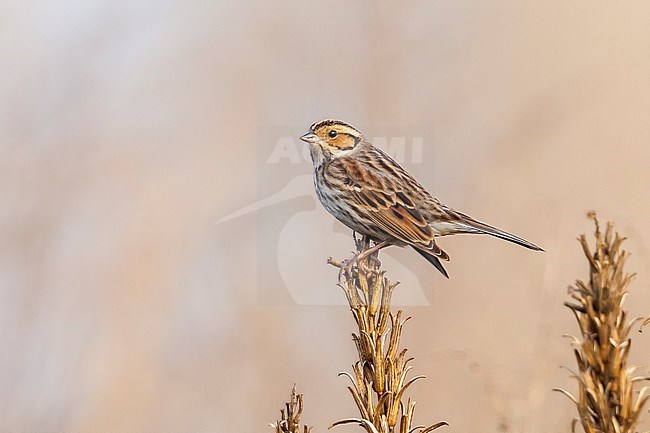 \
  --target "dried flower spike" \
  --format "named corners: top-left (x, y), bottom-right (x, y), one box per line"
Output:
top-left (271, 385), bottom-right (312, 433)
top-left (555, 213), bottom-right (649, 433)
top-left (329, 235), bottom-right (448, 433)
